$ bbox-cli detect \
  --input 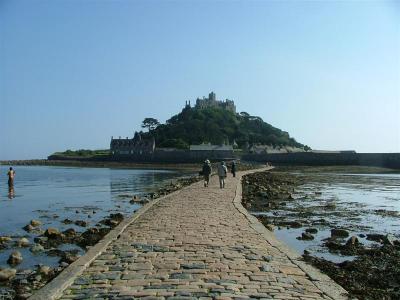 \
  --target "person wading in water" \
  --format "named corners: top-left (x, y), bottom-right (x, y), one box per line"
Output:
top-left (7, 167), bottom-right (16, 199)
top-left (7, 167), bottom-right (15, 187)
